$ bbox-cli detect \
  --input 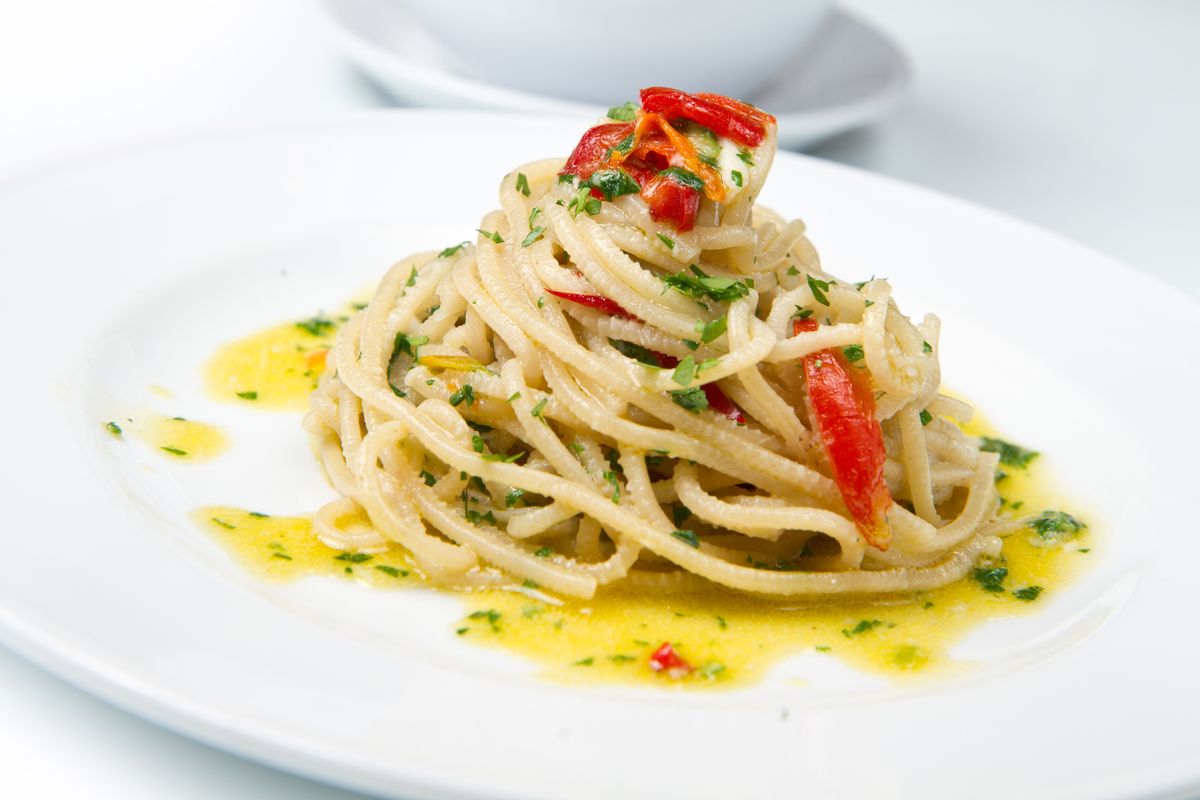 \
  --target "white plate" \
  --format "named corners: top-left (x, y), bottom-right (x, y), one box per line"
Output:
top-left (1, 112), bottom-right (1198, 800)
top-left (318, 0), bottom-right (912, 150)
